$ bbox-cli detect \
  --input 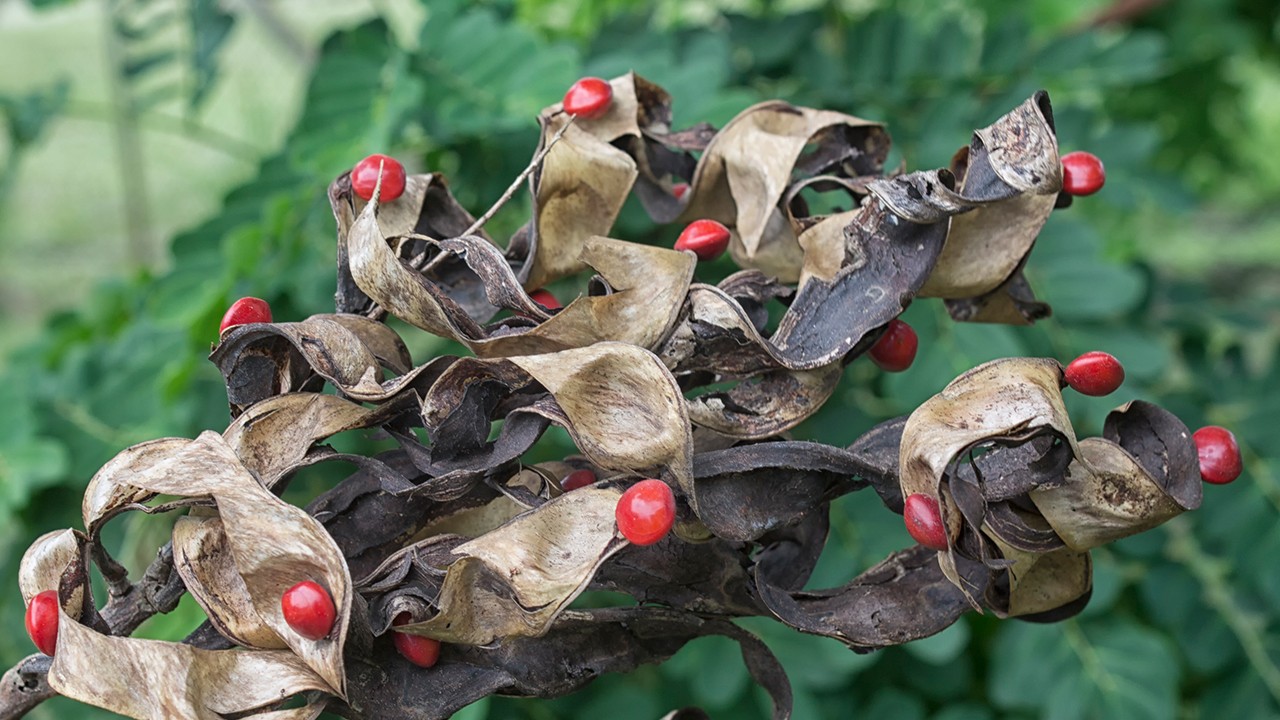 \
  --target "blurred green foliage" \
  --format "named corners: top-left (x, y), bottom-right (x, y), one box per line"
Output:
top-left (1, 0), bottom-right (1278, 718)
